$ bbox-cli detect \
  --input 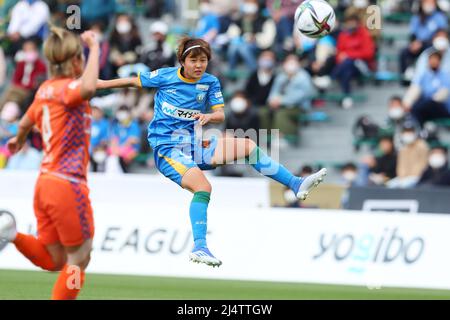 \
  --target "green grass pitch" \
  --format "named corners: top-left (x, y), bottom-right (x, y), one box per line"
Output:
top-left (1, 269), bottom-right (450, 300)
